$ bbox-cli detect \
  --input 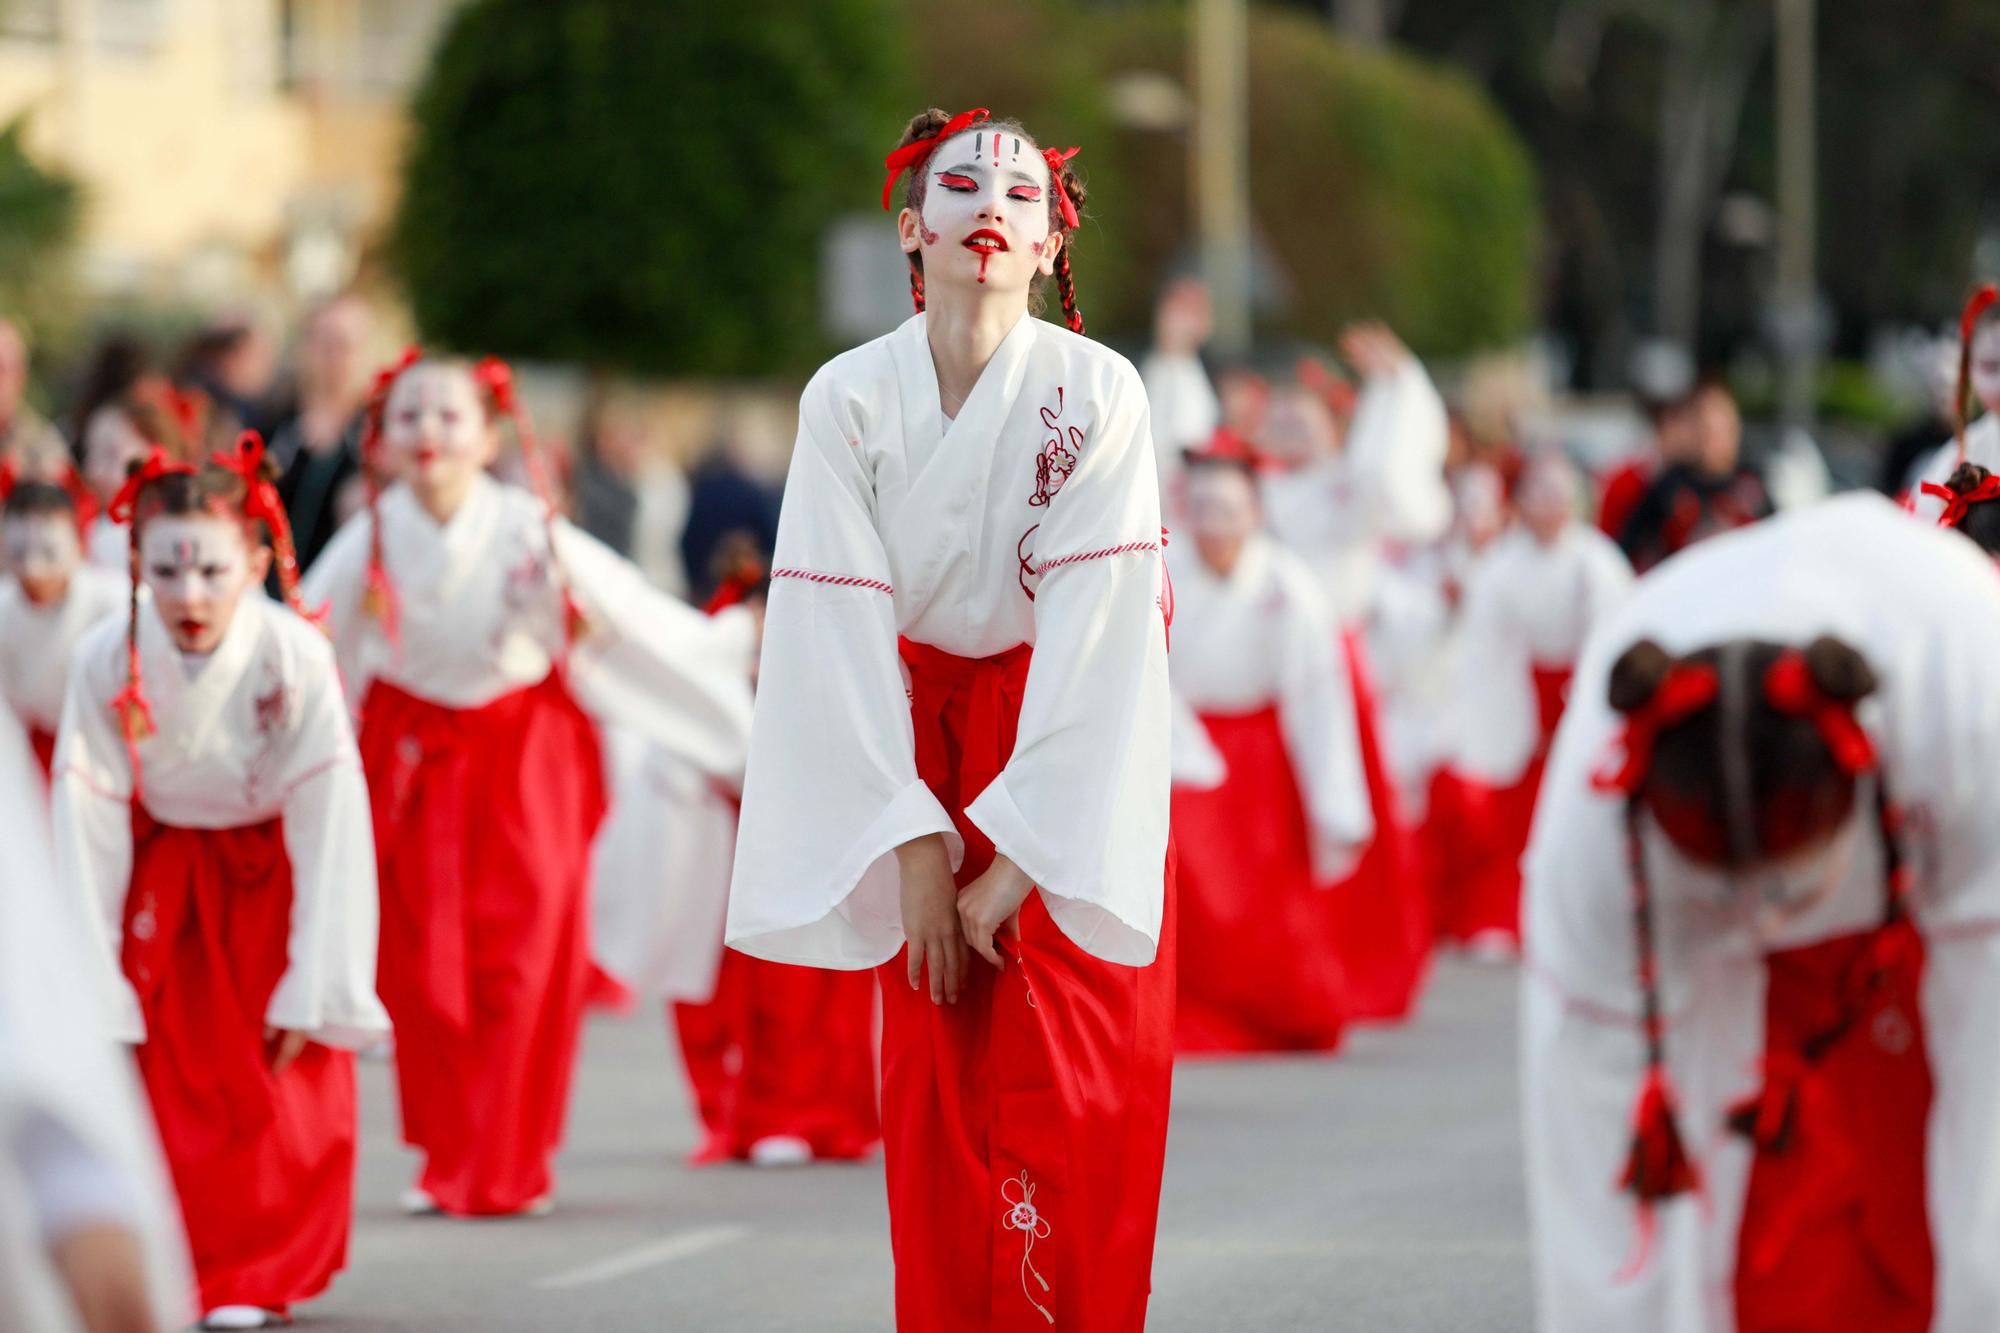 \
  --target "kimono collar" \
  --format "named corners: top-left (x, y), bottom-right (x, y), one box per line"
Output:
top-left (136, 588), bottom-right (265, 744)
